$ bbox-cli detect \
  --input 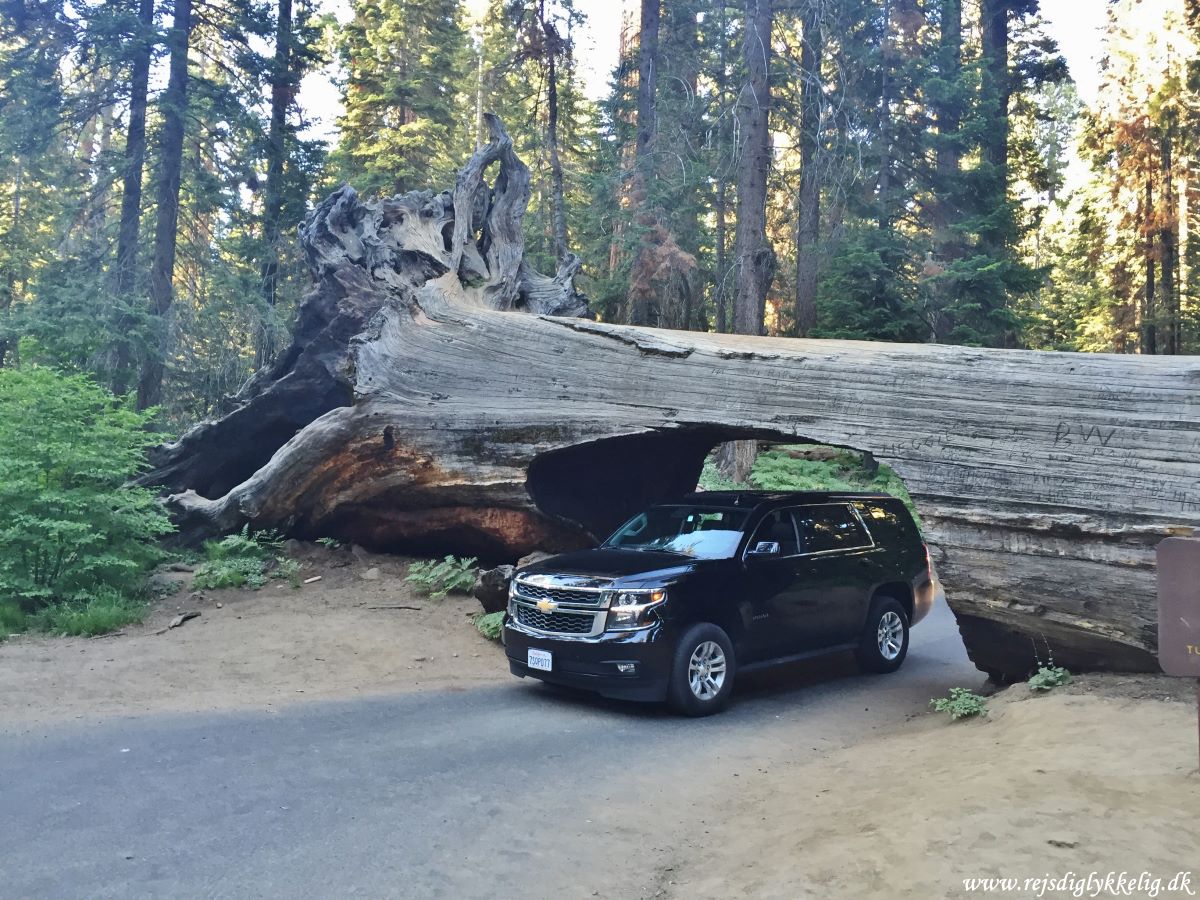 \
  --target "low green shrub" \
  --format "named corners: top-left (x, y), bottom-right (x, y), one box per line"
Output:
top-left (406, 555), bottom-right (478, 599)
top-left (0, 366), bottom-right (173, 613)
top-left (1028, 665), bottom-right (1072, 692)
top-left (930, 687), bottom-right (988, 721)
top-left (474, 611), bottom-right (505, 641)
